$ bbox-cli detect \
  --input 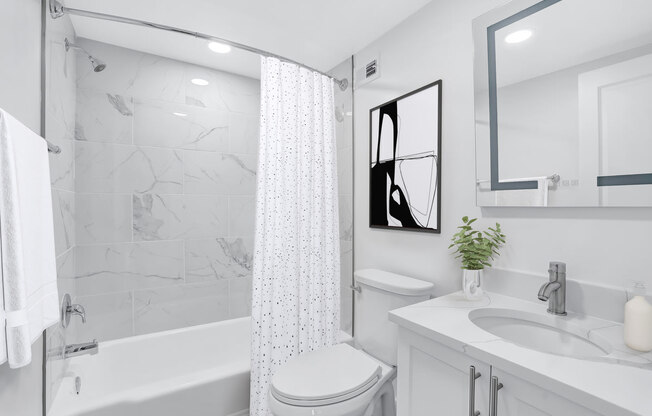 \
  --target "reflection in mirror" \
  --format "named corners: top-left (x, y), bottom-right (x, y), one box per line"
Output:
top-left (474, 0), bottom-right (652, 206)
